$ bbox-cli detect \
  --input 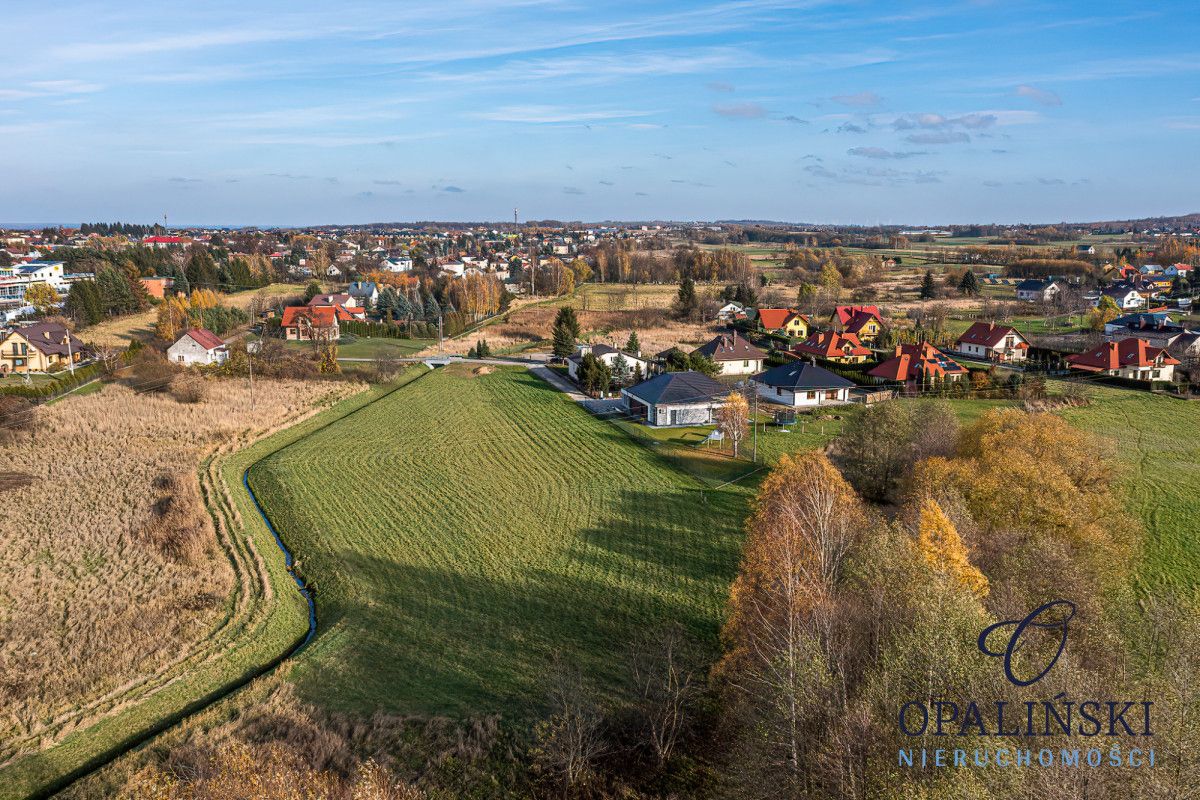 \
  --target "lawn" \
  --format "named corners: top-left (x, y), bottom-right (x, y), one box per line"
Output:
top-left (334, 336), bottom-right (435, 360)
top-left (1056, 385), bottom-right (1200, 594)
top-left (247, 365), bottom-right (749, 718)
